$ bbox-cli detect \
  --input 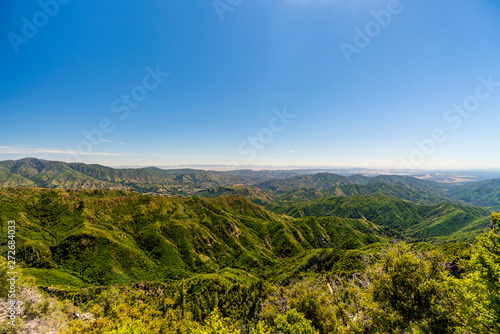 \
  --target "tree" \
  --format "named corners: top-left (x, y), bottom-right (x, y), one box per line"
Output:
top-left (448, 212), bottom-right (500, 333)
top-left (259, 278), bottom-right (337, 334)
top-left (273, 309), bottom-right (319, 334)
top-left (192, 308), bottom-right (239, 334)
top-left (328, 243), bottom-right (458, 333)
